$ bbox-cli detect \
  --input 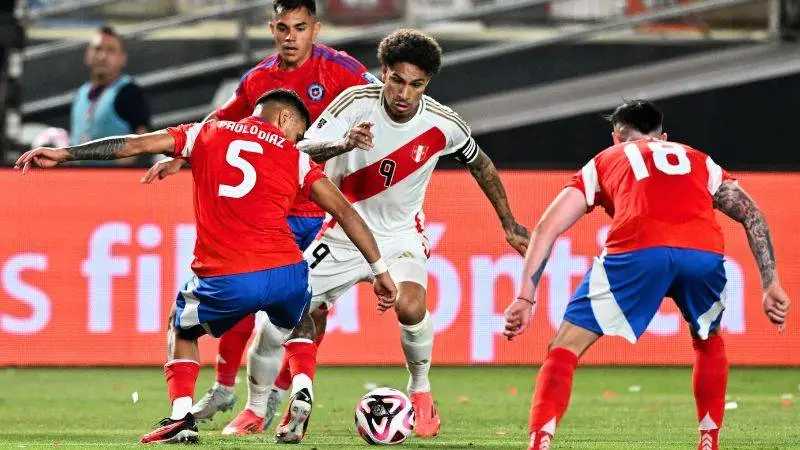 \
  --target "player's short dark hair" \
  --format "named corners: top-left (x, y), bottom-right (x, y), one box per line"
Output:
top-left (255, 89), bottom-right (311, 128)
top-left (378, 29), bottom-right (442, 76)
top-left (605, 100), bottom-right (663, 134)
top-left (97, 26), bottom-right (123, 47)
top-left (273, 0), bottom-right (316, 16)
